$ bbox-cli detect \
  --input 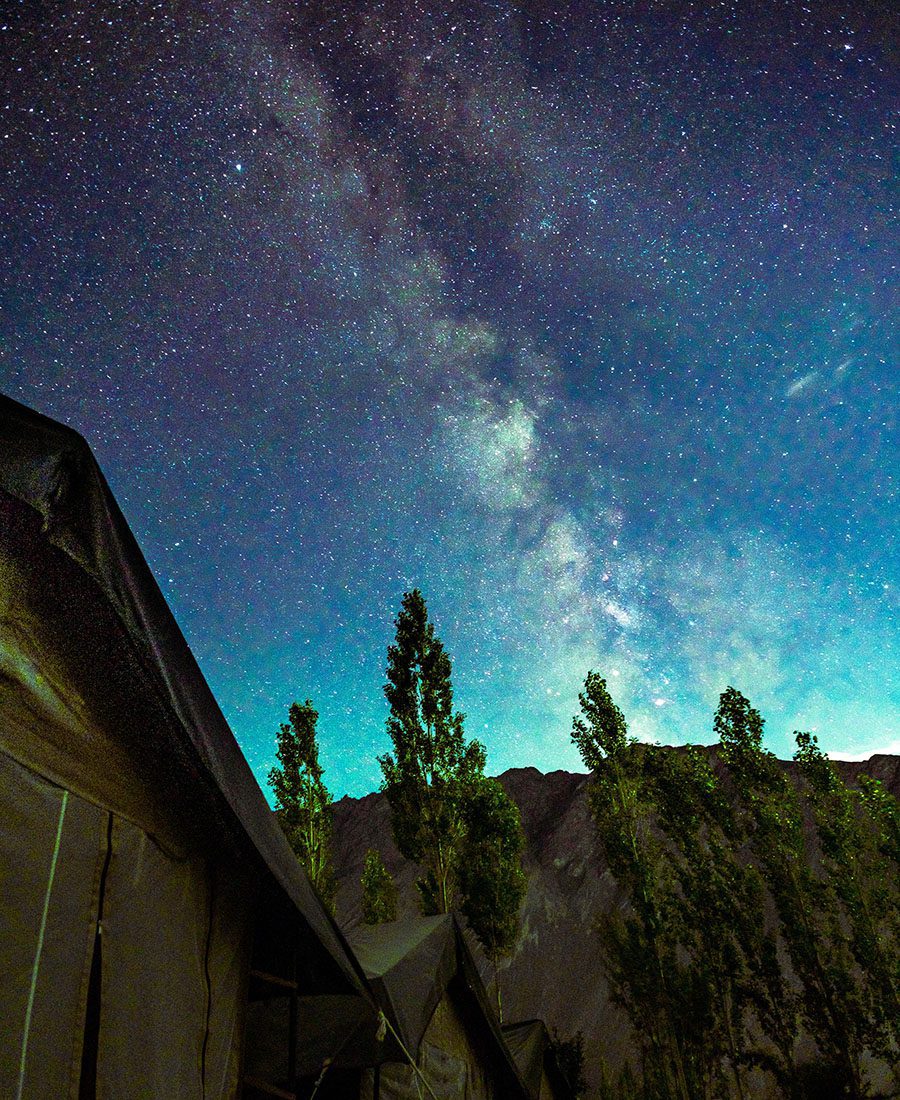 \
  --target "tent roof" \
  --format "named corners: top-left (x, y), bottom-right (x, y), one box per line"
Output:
top-left (502, 1019), bottom-right (572, 1100)
top-left (349, 915), bottom-right (458, 1054)
top-left (347, 914), bottom-right (531, 1097)
top-left (0, 393), bottom-right (370, 999)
